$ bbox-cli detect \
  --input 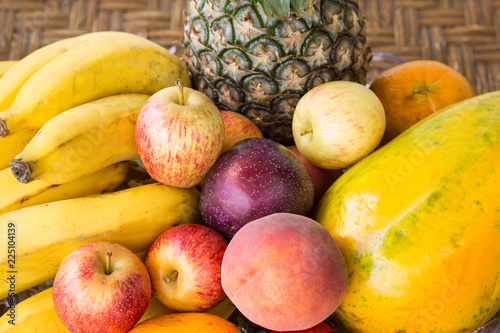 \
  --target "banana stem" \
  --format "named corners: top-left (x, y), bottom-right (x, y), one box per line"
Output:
top-left (300, 128), bottom-right (313, 136)
top-left (10, 159), bottom-right (32, 184)
top-left (0, 119), bottom-right (7, 137)
top-left (105, 252), bottom-right (112, 275)
top-left (176, 80), bottom-right (184, 106)
top-left (163, 270), bottom-right (179, 284)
